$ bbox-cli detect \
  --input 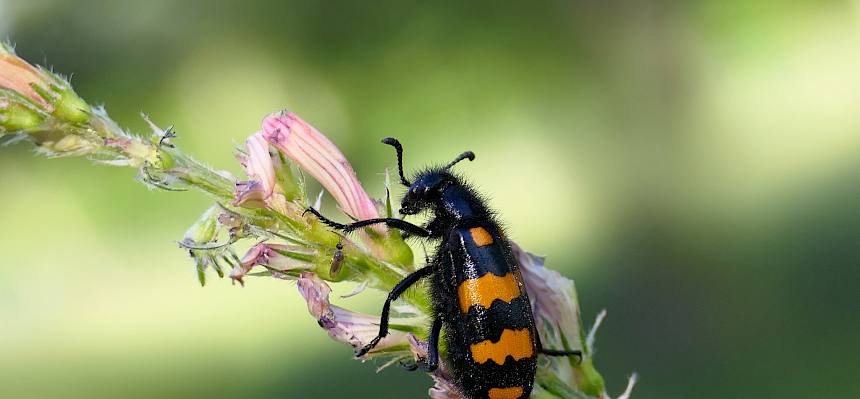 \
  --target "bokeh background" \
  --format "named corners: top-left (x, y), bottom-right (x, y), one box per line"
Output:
top-left (1, 1), bottom-right (858, 398)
